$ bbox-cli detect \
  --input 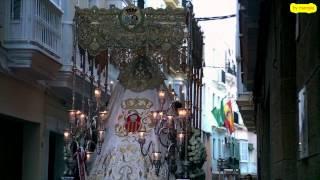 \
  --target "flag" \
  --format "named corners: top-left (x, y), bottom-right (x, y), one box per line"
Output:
top-left (220, 97), bottom-right (226, 125)
top-left (224, 100), bottom-right (235, 133)
top-left (210, 97), bottom-right (226, 127)
top-left (211, 107), bottom-right (224, 127)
